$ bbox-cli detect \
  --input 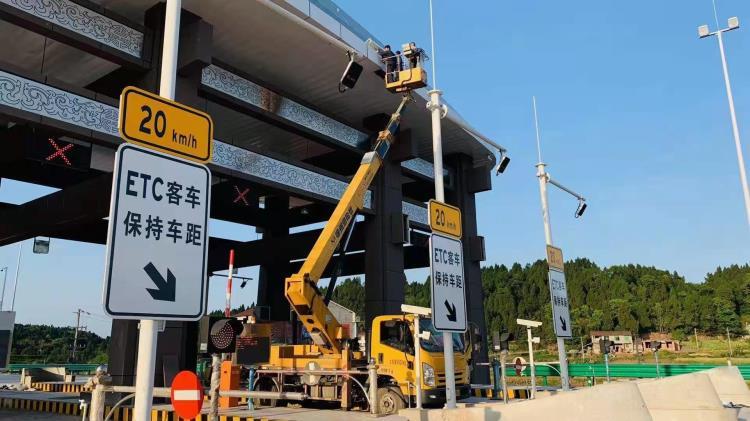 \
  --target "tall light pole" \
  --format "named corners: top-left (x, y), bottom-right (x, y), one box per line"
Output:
top-left (698, 17), bottom-right (750, 231)
top-left (533, 97), bottom-right (587, 392)
top-left (10, 243), bottom-right (22, 311)
top-left (427, 0), bottom-right (457, 408)
top-left (0, 267), bottom-right (7, 311)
